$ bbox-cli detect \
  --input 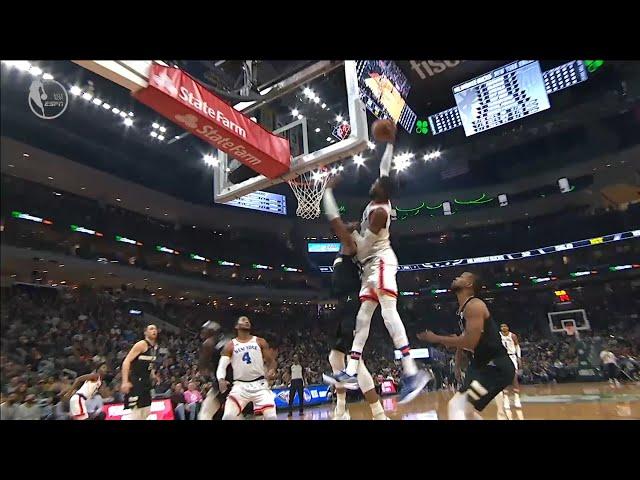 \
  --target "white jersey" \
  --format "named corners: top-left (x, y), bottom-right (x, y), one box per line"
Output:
top-left (230, 336), bottom-right (266, 381)
top-left (357, 200), bottom-right (397, 264)
top-left (76, 375), bottom-right (102, 400)
top-left (500, 332), bottom-right (517, 356)
top-left (600, 351), bottom-right (617, 365)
